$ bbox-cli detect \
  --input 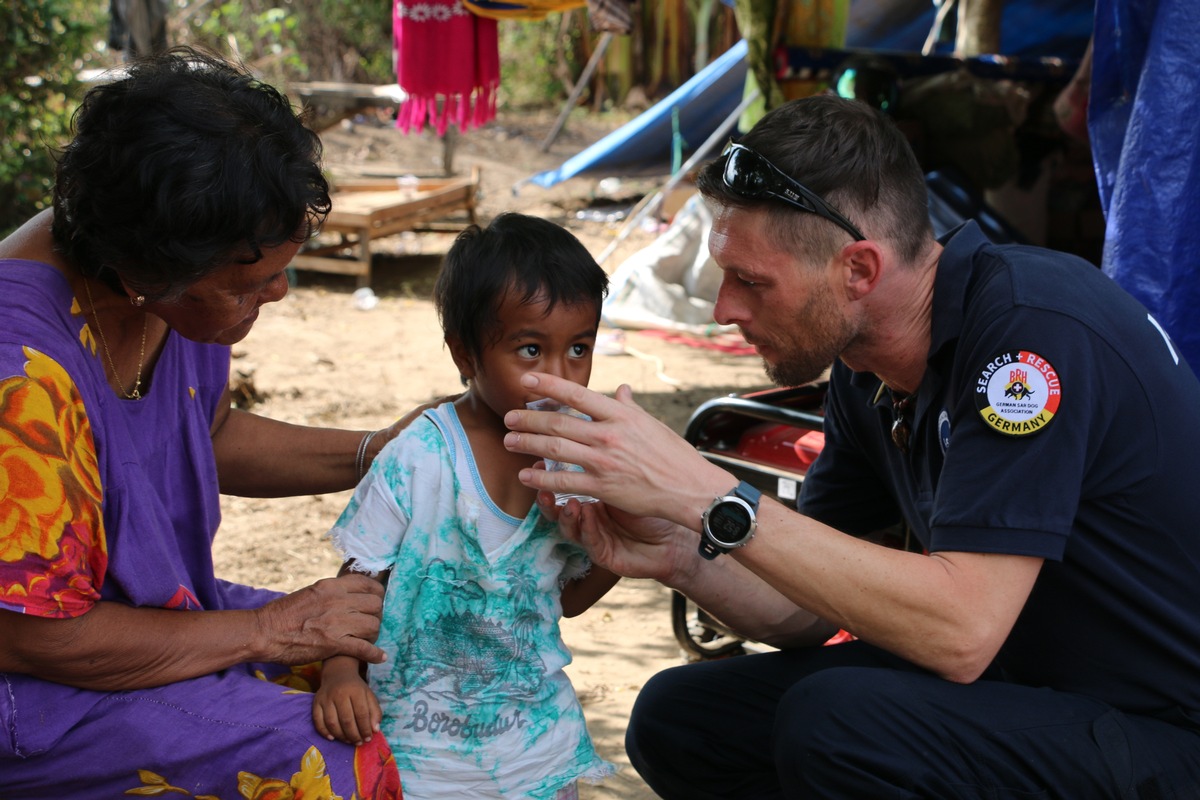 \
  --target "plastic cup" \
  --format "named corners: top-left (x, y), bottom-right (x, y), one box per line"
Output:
top-left (525, 398), bottom-right (599, 506)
